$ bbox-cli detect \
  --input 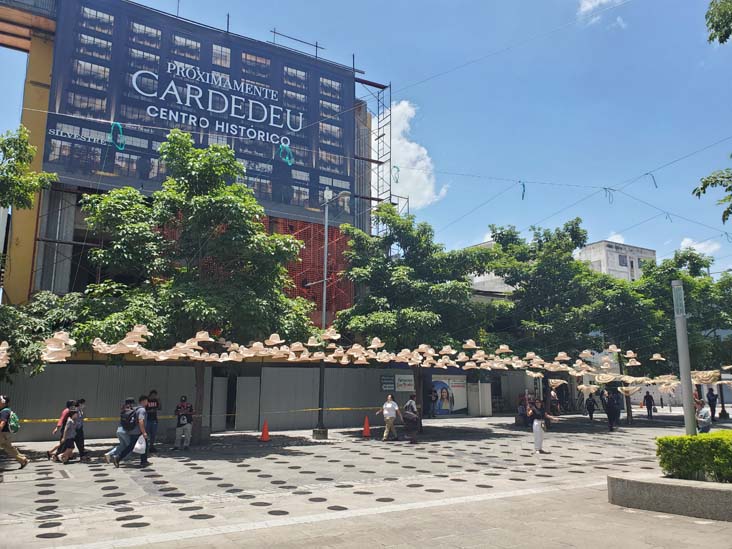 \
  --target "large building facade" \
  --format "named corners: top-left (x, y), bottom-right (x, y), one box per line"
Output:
top-left (1, 0), bottom-right (380, 324)
top-left (577, 240), bottom-right (656, 282)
